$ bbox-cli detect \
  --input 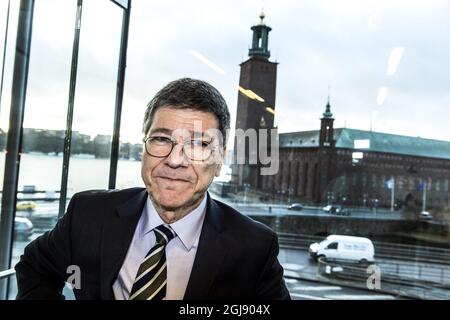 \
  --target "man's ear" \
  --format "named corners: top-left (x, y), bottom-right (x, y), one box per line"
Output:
top-left (222, 147), bottom-right (227, 159)
top-left (214, 147), bottom-right (226, 177)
